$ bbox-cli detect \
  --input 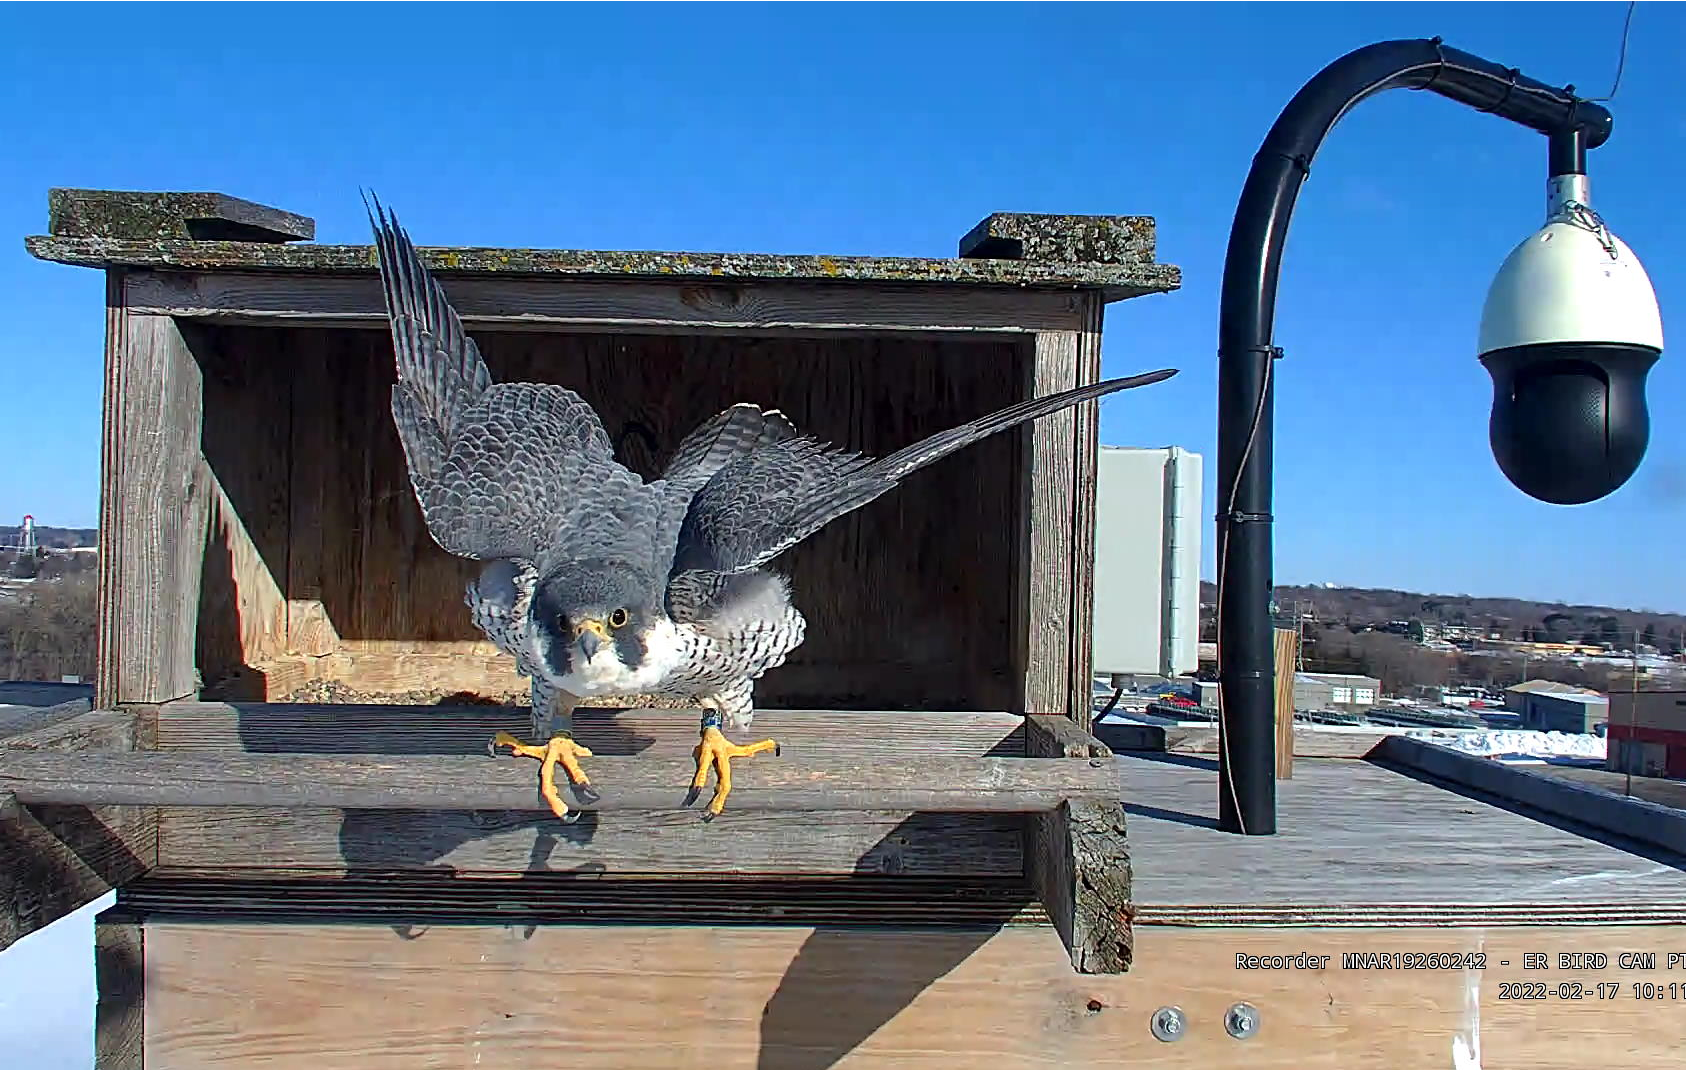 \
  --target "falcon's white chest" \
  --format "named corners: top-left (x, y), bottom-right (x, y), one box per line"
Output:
top-left (545, 616), bottom-right (692, 698)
